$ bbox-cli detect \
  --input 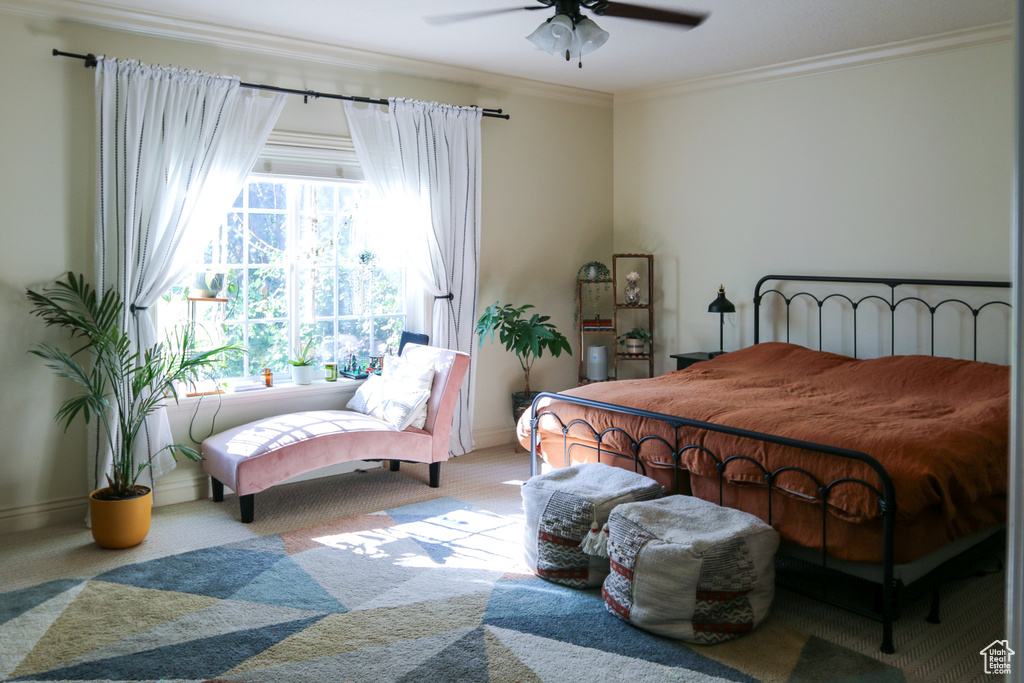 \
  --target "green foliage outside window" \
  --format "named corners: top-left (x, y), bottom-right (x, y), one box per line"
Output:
top-left (172, 178), bottom-right (407, 381)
